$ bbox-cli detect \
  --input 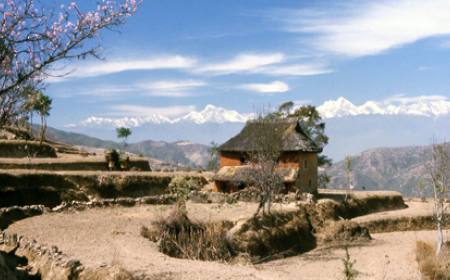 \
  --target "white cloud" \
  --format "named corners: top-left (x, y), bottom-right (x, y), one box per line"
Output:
top-left (438, 39), bottom-right (450, 49)
top-left (57, 80), bottom-right (206, 98)
top-left (50, 55), bottom-right (197, 81)
top-left (137, 80), bottom-right (206, 97)
top-left (261, 63), bottom-right (332, 76)
top-left (417, 66), bottom-right (431, 71)
top-left (197, 53), bottom-right (285, 74)
top-left (240, 81), bottom-right (289, 93)
top-left (141, 80), bottom-right (206, 91)
top-left (277, 1), bottom-right (450, 57)
top-left (49, 51), bottom-right (331, 82)
top-left (110, 104), bottom-right (196, 118)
